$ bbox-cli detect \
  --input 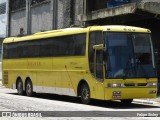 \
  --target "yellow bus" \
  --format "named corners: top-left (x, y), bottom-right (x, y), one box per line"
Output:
top-left (2, 25), bottom-right (157, 104)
